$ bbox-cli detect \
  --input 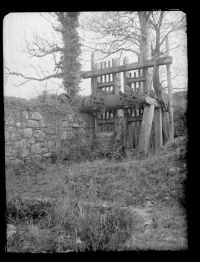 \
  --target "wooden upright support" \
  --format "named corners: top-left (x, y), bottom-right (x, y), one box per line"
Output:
top-left (166, 36), bottom-right (174, 140)
top-left (138, 104), bottom-right (155, 153)
top-left (123, 57), bottom-right (130, 93)
top-left (112, 58), bottom-right (121, 94)
top-left (91, 52), bottom-right (101, 95)
top-left (91, 52), bottom-right (97, 95)
top-left (154, 107), bottom-right (163, 151)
